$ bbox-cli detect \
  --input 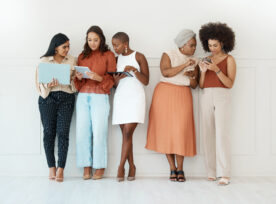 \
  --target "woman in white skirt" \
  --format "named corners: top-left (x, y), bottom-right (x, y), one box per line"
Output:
top-left (111, 32), bottom-right (149, 182)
